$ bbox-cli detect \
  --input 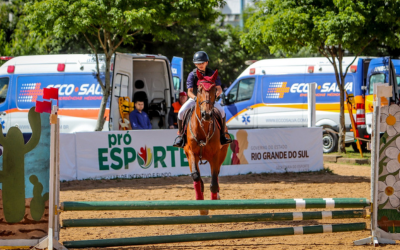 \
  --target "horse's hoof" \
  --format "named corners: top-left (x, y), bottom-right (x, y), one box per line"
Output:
top-left (217, 193), bottom-right (221, 200)
top-left (200, 210), bottom-right (209, 215)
